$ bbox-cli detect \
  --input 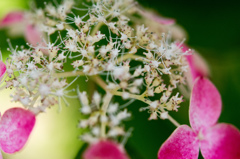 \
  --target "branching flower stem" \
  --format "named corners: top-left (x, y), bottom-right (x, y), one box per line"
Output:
top-left (91, 76), bottom-right (181, 127)
top-left (2, 0), bottom-right (190, 155)
top-left (53, 54), bottom-right (154, 78)
top-left (116, 54), bottom-right (148, 63)
top-left (54, 71), bottom-right (181, 127)
top-left (53, 71), bottom-right (85, 78)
